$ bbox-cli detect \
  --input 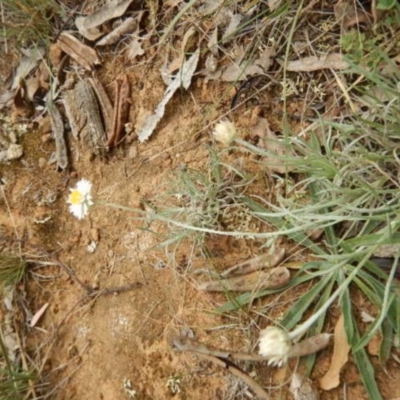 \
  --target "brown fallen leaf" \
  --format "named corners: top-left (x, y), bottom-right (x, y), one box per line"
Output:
top-left (286, 54), bottom-right (349, 72)
top-left (76, 0), bottom-right (135, 40)
top-left (334, 1), bottom-right (370, 29)
top-left (253, 117), bottom-right (295, 174)
top-left (57, 32), bottom-right (101, 71)
top-left (221, 47), bottom-right (275, 81)
top-left (198, 266), bottom-right (290, 292)
top-left (108, 74), bottom-right (131, 147)
top-left (221, 248), bottom-right (286, 277)
top-left (319, 314), bottom-right (350, 390)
